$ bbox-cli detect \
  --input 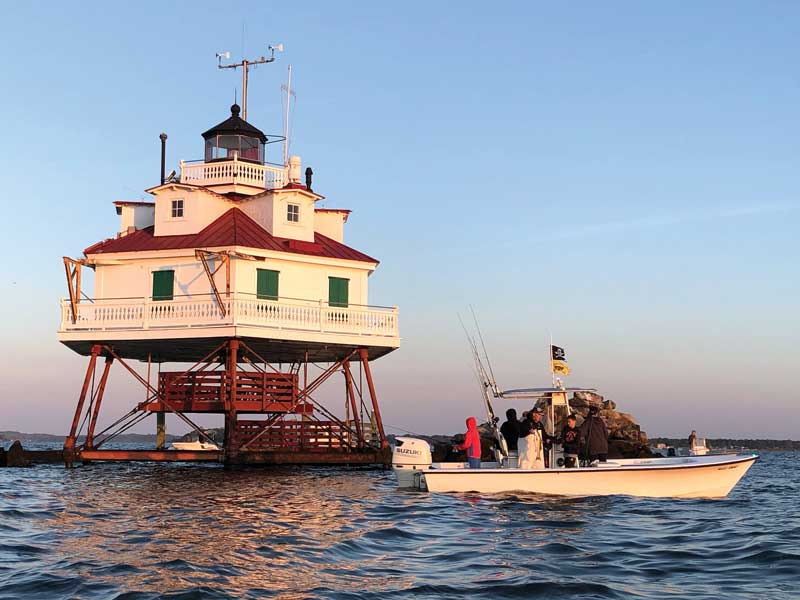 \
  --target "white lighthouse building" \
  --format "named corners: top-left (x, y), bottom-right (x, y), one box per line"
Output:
top-left (59, 100), bottom-right (400, 465)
